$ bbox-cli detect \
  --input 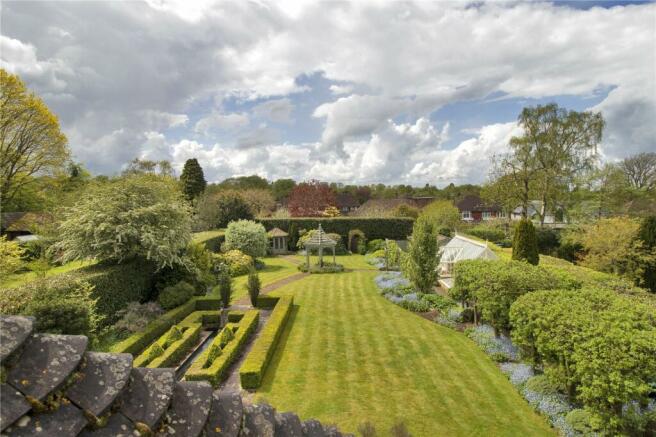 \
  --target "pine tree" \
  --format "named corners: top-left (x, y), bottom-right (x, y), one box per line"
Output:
top-left (512, 218), bottom-right (539, 265)
top-left (288, 223), bottom-right (298, 251)
top-left (179, 158), bottom-right (206, 201)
